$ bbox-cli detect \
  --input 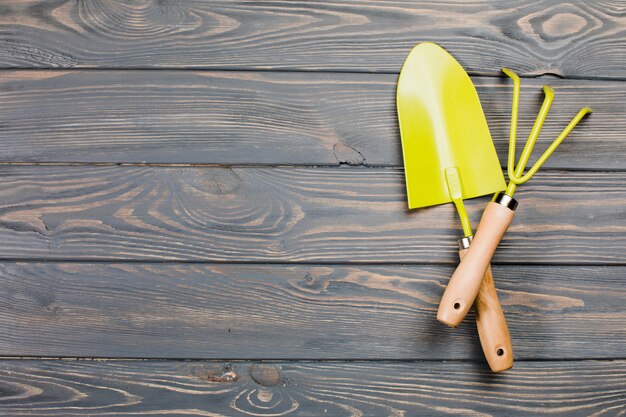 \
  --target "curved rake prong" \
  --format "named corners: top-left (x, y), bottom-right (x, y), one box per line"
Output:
top-left (502, 68), bottom-right (520, 183)
top-left (511, 85), bottom-right (554, 184)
